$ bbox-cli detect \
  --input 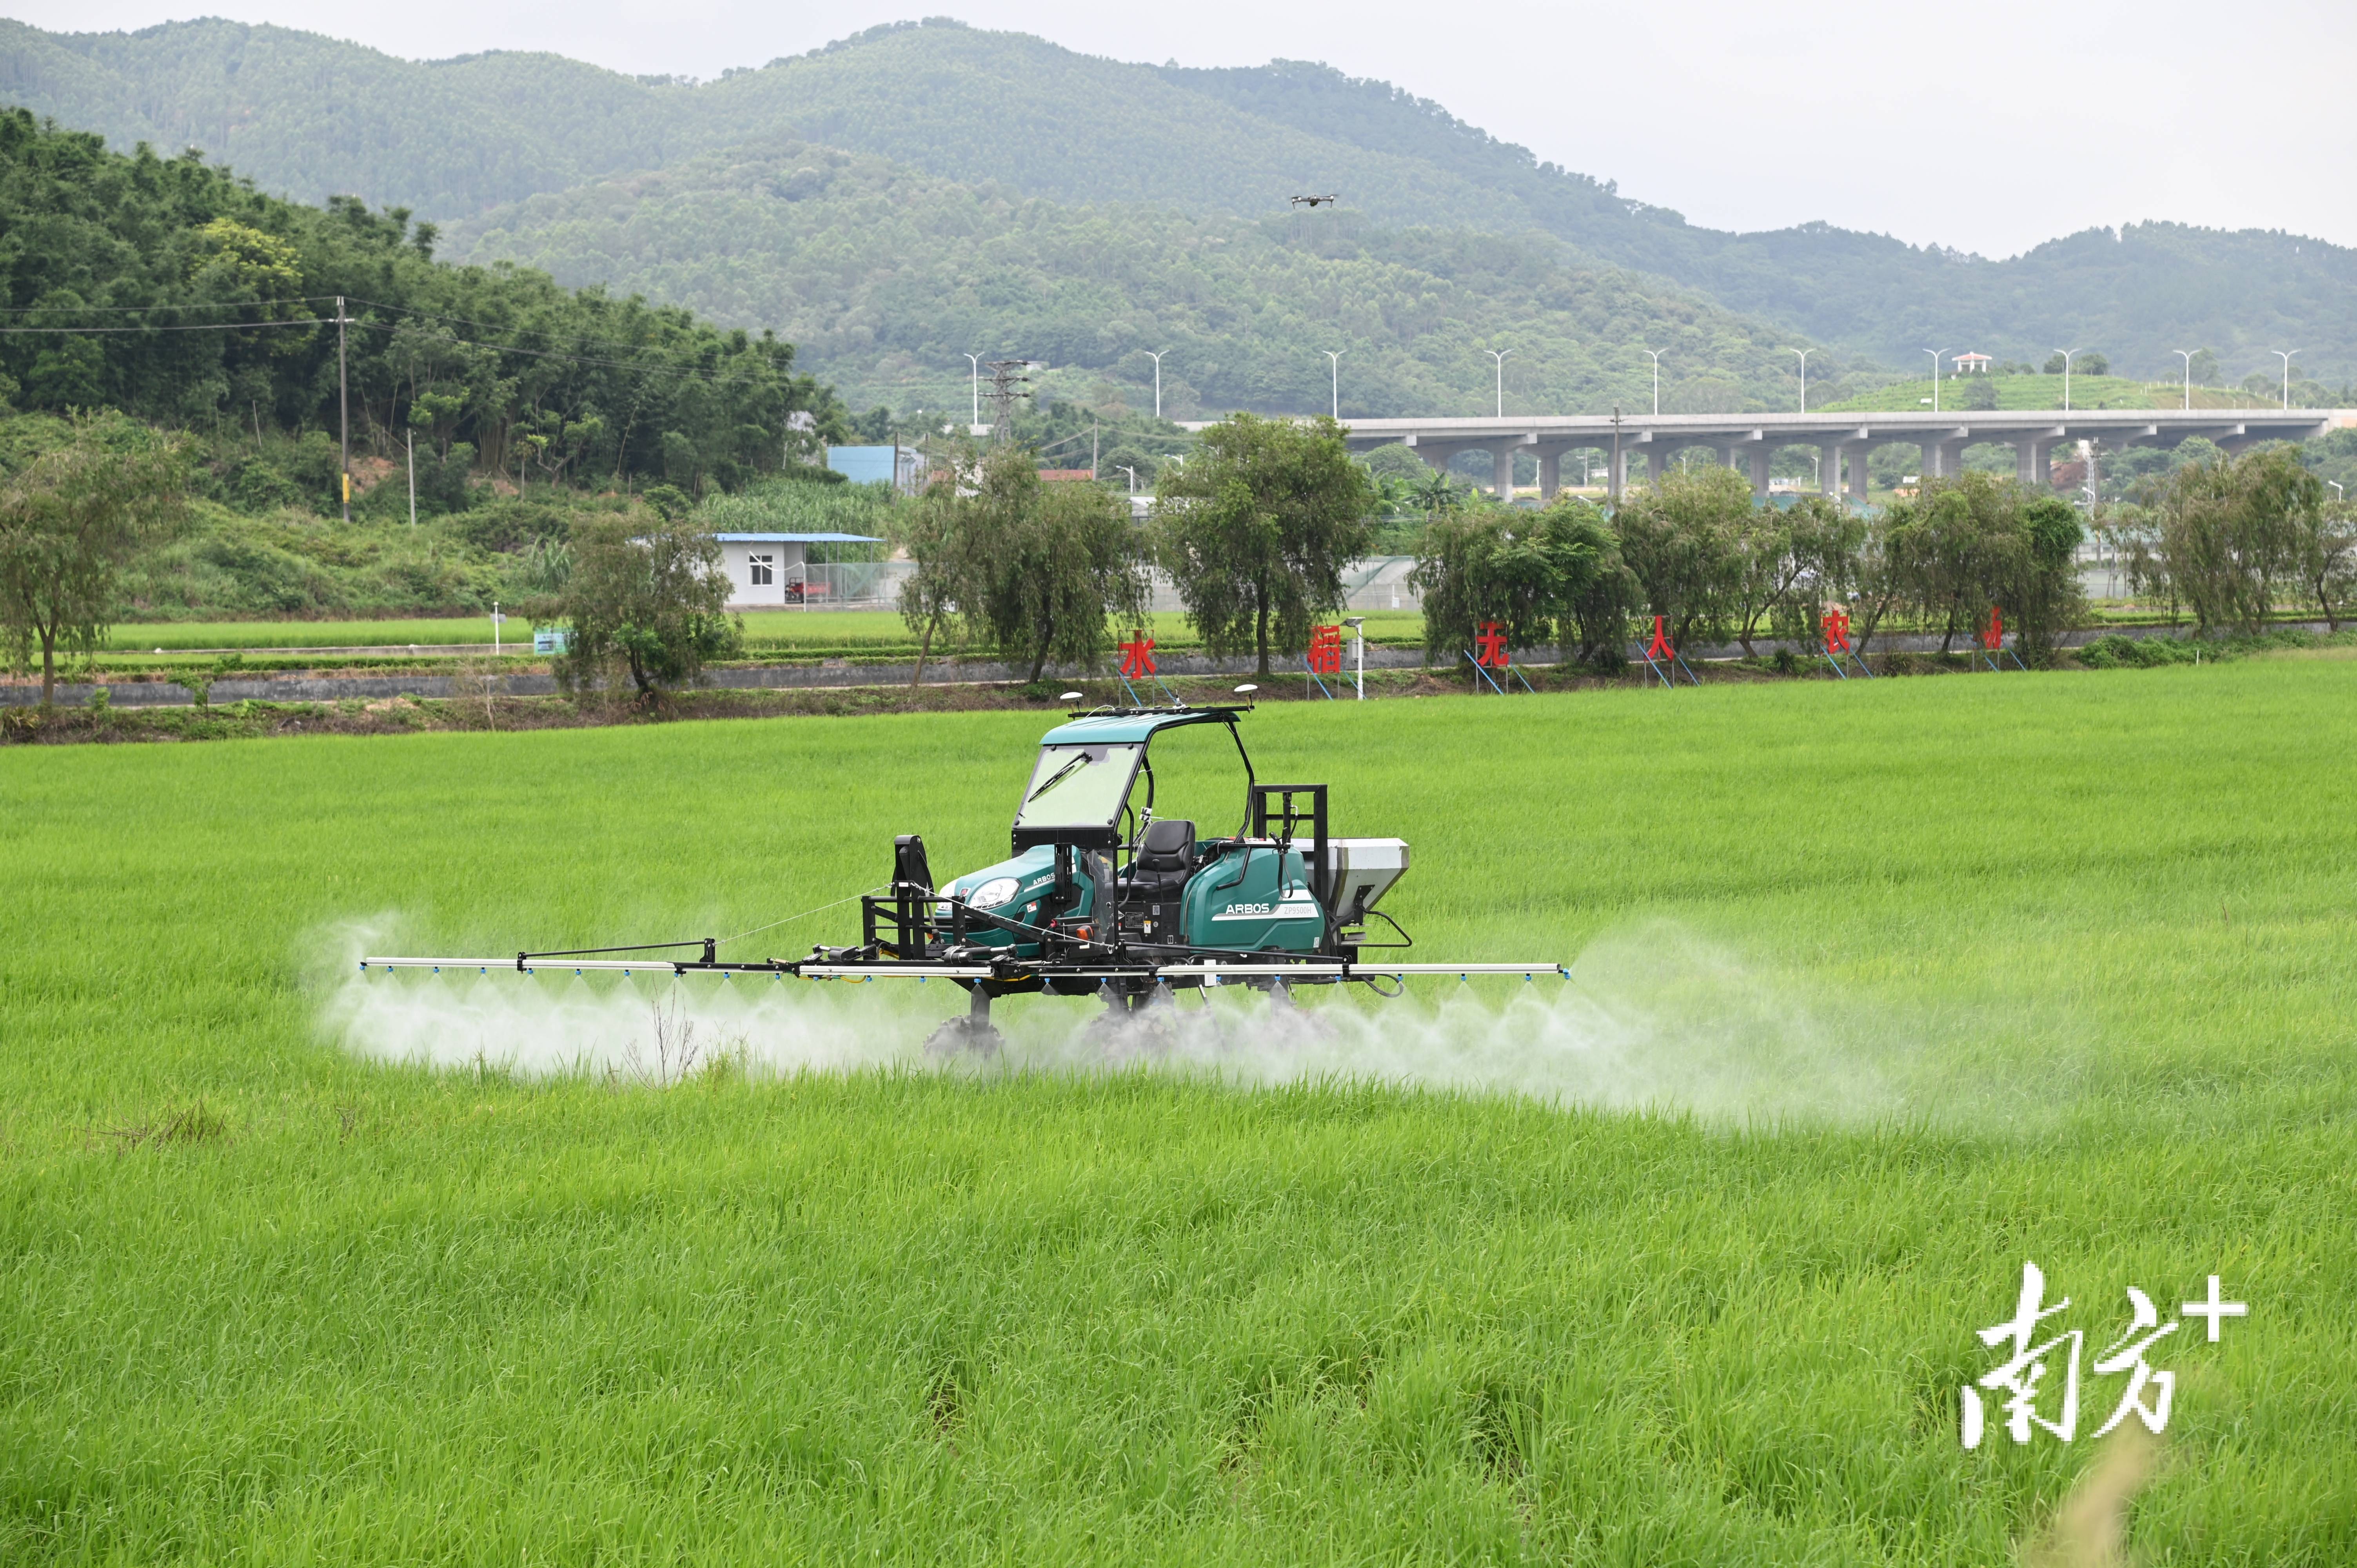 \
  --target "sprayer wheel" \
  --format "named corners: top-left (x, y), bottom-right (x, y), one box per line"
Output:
top-left (924, 1016), bottom-right (1003, 1059)
top-left (1086, 1007), bottom-right (1175, 1062)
